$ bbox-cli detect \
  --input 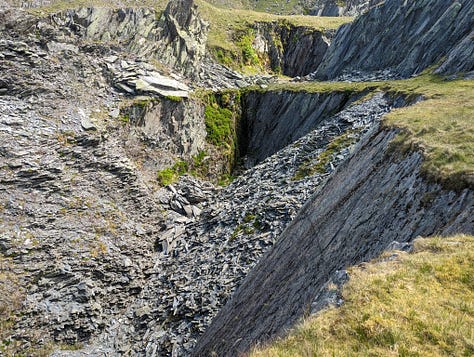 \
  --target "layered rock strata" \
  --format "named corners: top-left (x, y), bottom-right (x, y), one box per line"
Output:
top-left (193, 126), bottom-right (474, 357)
top-left (313, 0), bottom-right (474, 80)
